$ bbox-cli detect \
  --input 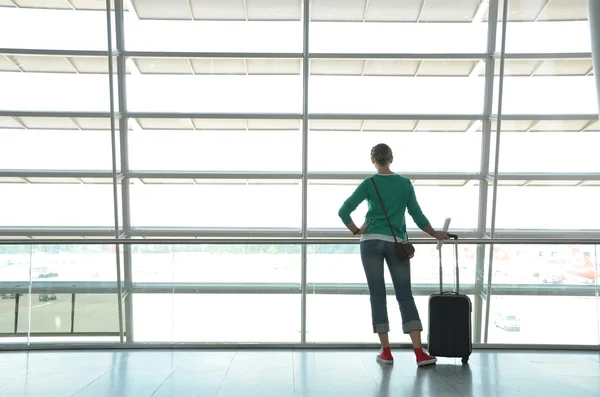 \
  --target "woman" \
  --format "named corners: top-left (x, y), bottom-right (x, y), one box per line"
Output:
top-left (338, 143), bottom-right (449, 366)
